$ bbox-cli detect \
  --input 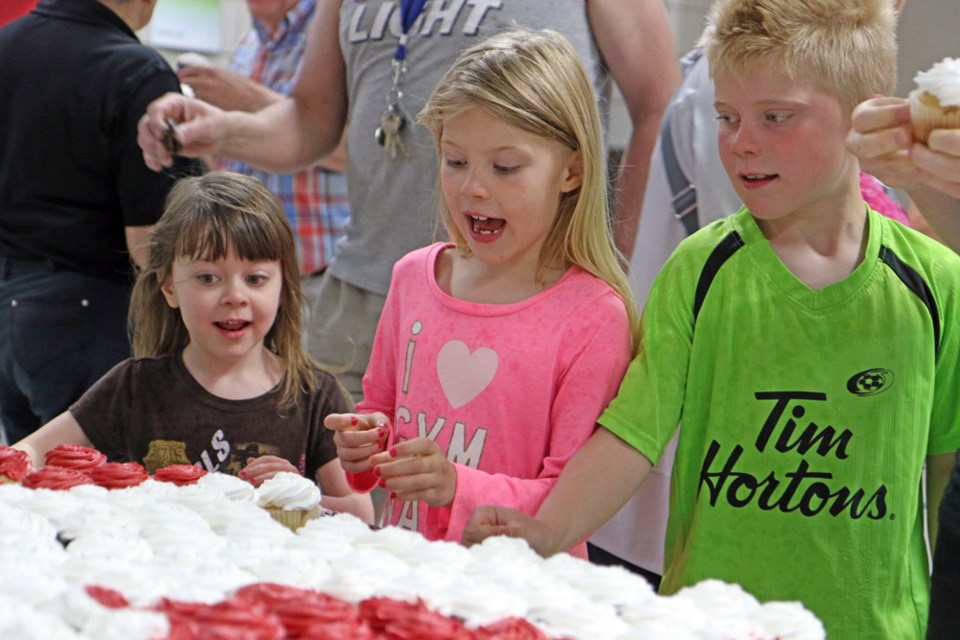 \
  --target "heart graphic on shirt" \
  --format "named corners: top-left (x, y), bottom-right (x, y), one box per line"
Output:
top-left (436, 340), bottom-right (498, 409)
